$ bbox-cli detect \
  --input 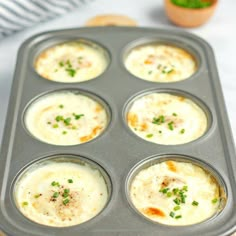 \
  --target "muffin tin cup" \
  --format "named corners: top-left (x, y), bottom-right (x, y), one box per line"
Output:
top-left (125, 154), bottom-right (227, 226)
top-left (11, 154), bottom-right (113, 228)
top-left (0, 27), bottom-right (236, 236)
